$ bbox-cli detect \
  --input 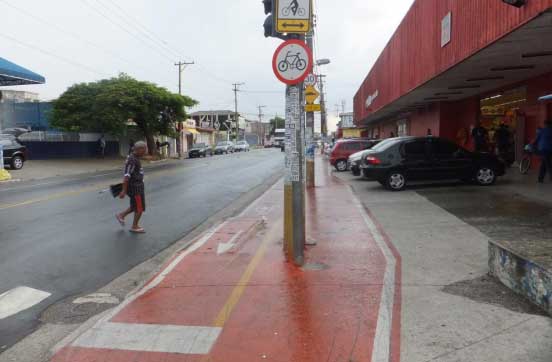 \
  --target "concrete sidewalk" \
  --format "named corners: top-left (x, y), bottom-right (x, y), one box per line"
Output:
top-left (49, 157), bottom-right (401, 362)
top-left (4, 158), bottom-right (177, 182)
